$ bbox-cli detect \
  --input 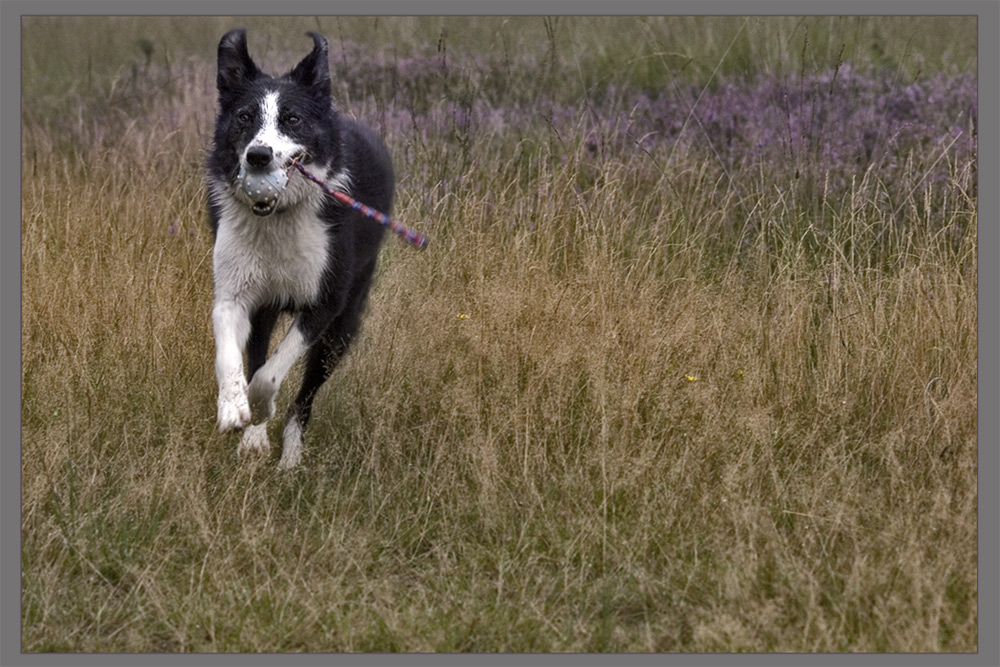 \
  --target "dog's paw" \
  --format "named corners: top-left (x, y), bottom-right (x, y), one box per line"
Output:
top-left (247, 374), bottom-right (278, 424)
top-left (218, 398), bottom-right (250, 431)
top-left (237, 422), bottom-right (271, 458)
top-left (276, 416), bottom-right (304, 470)
top-left (217, 379), bottom-right (251, 431)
